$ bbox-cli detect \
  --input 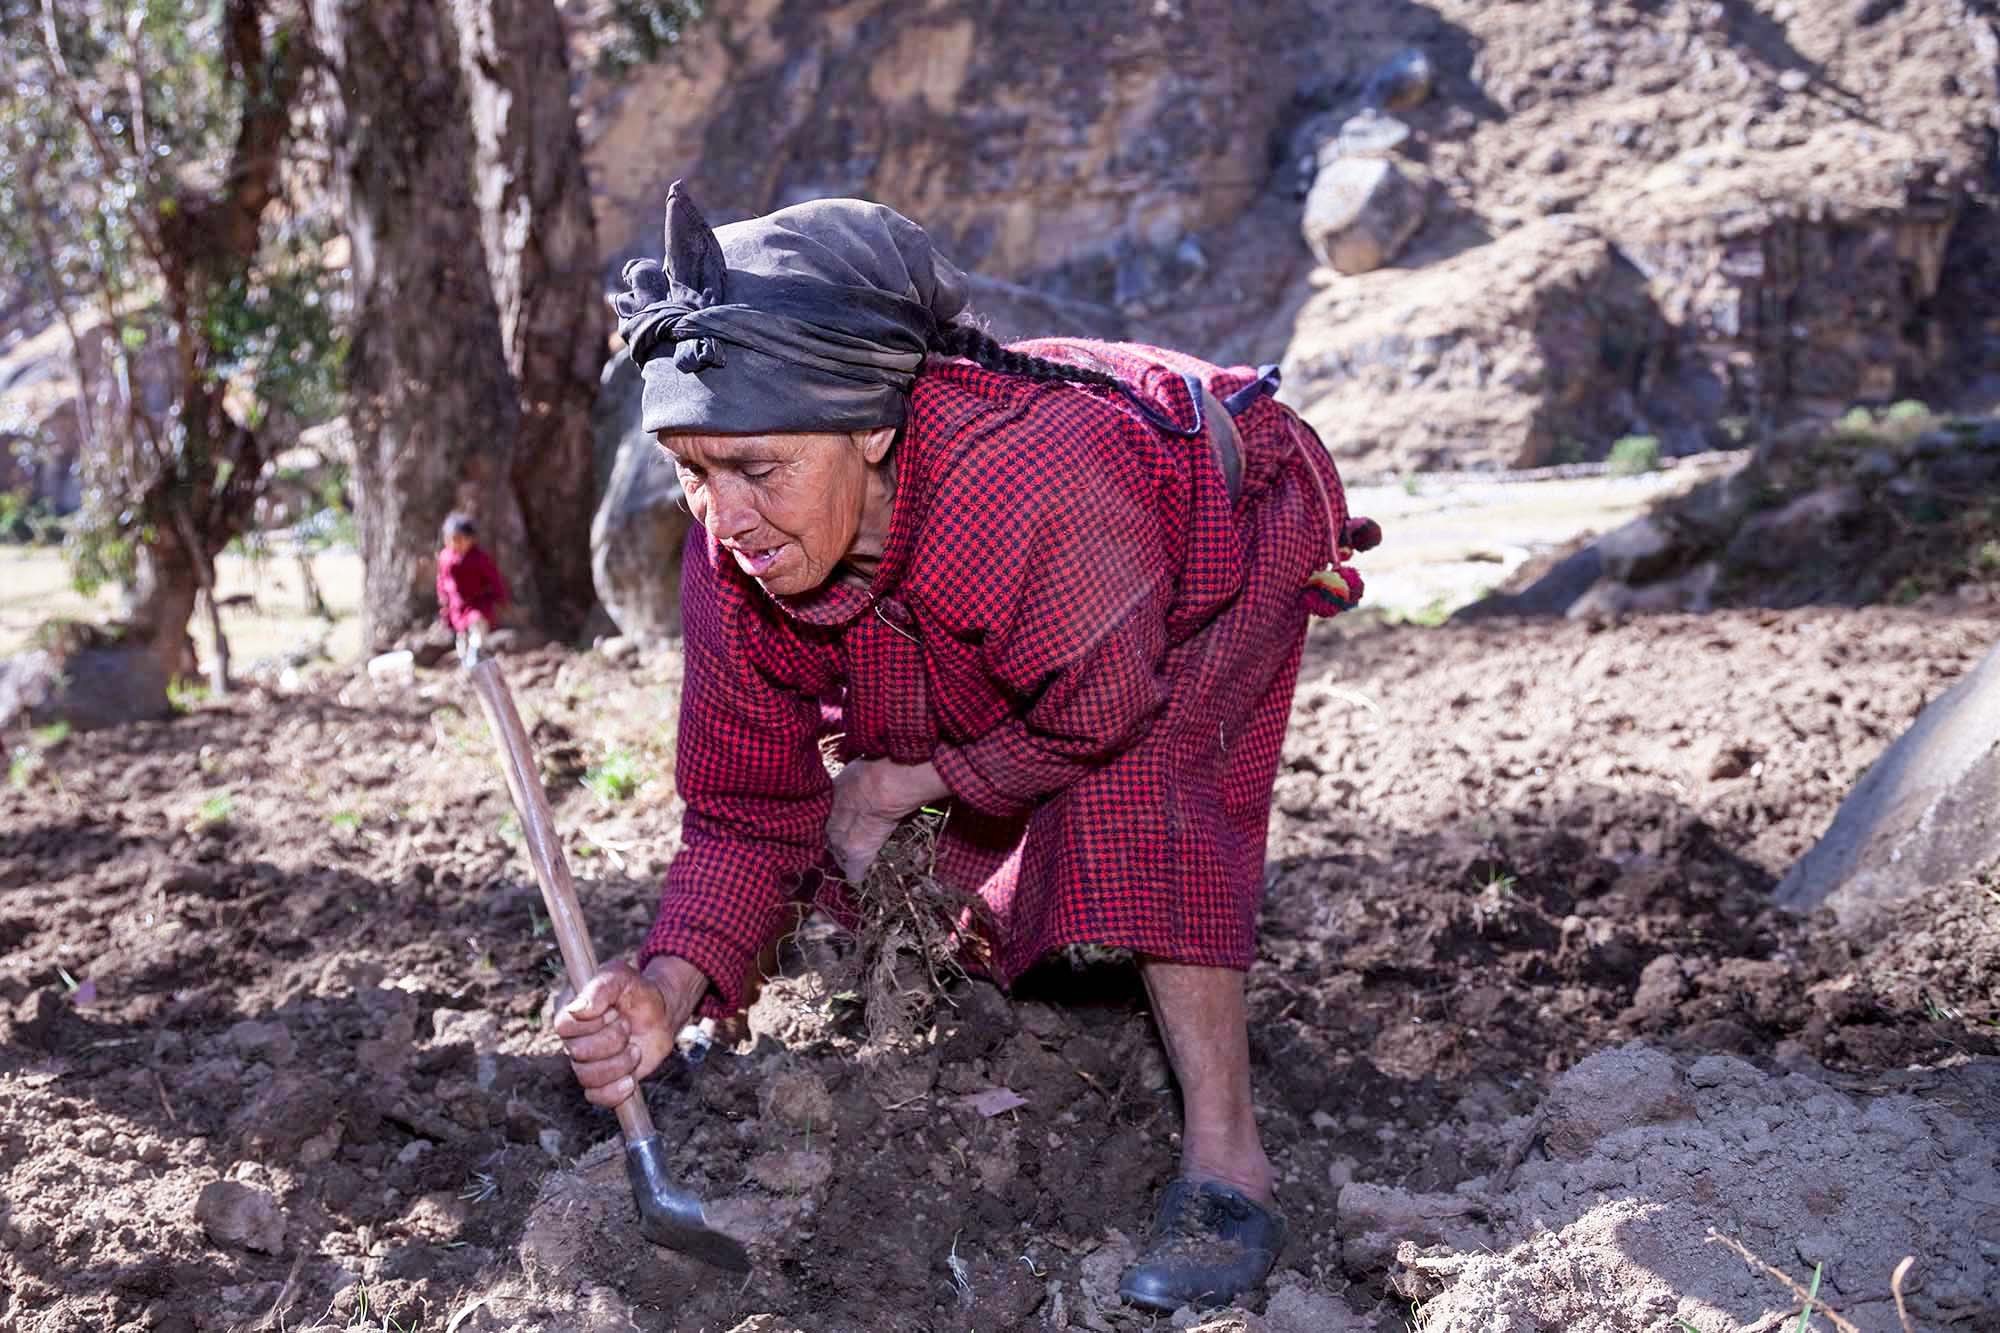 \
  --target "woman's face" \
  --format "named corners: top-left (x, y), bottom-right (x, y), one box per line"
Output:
top-left (657, 428), bottom-right (896, 596)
